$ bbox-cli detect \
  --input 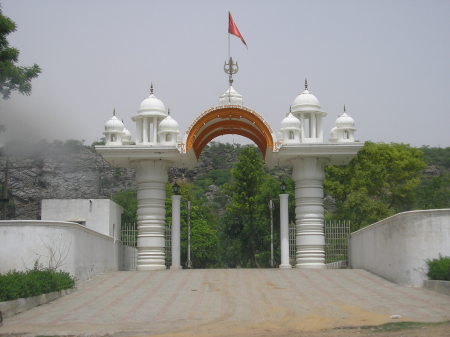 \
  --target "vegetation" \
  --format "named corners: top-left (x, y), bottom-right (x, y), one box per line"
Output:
top-left (103, 142), bottom-right (450, 268)
top-left (0, 263), bottom-right (75, 301)
top-left (325, 142), bottom-right (426, 231)
top-left (427, 255), bottom-right (450, 281)
top-left (0, 7), bottom-right (41, 99)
